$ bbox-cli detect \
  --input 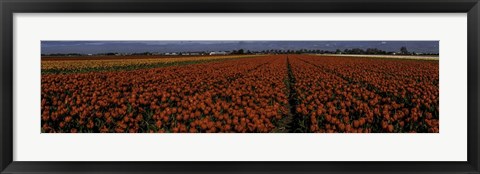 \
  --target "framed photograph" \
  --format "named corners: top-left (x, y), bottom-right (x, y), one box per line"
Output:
top-left (1, 0), bottom-right (479, 173)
